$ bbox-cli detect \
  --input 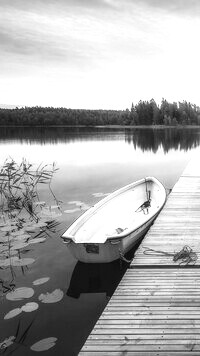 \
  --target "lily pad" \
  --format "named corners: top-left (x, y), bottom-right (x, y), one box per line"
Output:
top-left (64, 208), bottom-right (80, 214)
top-left (0, 256), bottom-right (35, 267)
top-left (29, 238), bottom-right (46, 244)
top-left (92, 192), bottom-right (110, 198)
top-left (6, 287), bottom-right (34, 301)
top-left (30, 337), bottom-right (57, 352)
top-left (10, 230), bottom-right (26, 236)
top-left (80, 203), bottom-right (90, 211)
top-left (11, 257), bottom-right (35, 267)
top-left (21, 302), bottom-right (39, 312)
top-left (0, 259), bottom-right (9, 267)
top-left (50, 205), bottom-right (60, 209)
top-left (3, 249), bottom-right (18, 257)
top-left (10, 242), bottom-right (29, 250)
top-left (4, 308), bottom-right (22, 320)
top-left (38, 289), bottom-right (64, 303)
top-left (0, 336), bottom-right (16, 350)
top-left (0, 245), bottom-right (9, 252)
top-left (12, 234), bottom-right (30, 241)
top-left (28, 222), bottom-right (47, 229)
top-left (68, 200), bottom-right (82, 205)
top-left (0, 226), bottom-right (15, 232)
top-left (0, 235), bottom-right (14, 243)
top-left (33, 201), bottom-right (46, 206)
top-left (24, 226), bottom-right (38, 232)
top-left (33, 277), bottom-right (50, 286)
